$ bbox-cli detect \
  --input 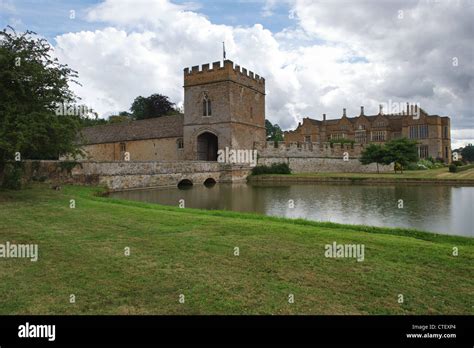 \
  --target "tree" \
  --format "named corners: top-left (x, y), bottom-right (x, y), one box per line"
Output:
top-left (108, 111), bottom-right (133, 124)
top-left (383, 138), bottom-right (418, 173)
top-left (461, 144), bottom-right (474, 162)
top-left (80, 111), bottom-right (107, 127)
top-left (118, 111), bottom-right (133, 118)
top-left (359, 144), bottom-right (387, 174)
top-left (265, 120), bottom-right (284, 141)
top-left (0, 26), bottom-right (84, 182)
top-left (130, 94), bottom-right (178, 120)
